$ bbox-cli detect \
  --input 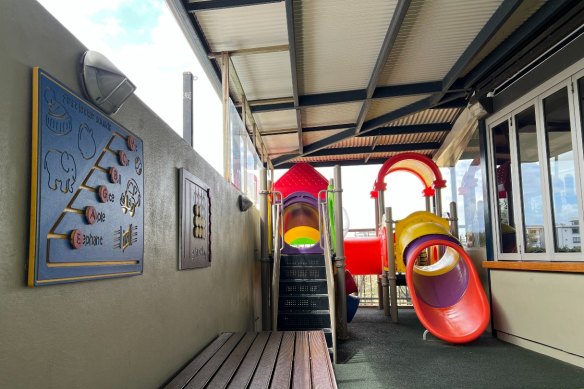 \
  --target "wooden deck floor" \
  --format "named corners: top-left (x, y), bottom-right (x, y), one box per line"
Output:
top-left (164, 331), bottom-right (337, 389)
